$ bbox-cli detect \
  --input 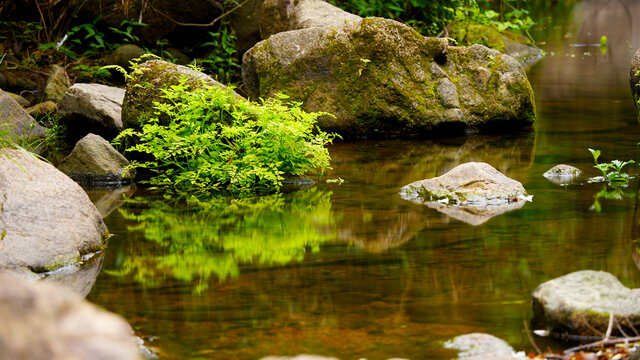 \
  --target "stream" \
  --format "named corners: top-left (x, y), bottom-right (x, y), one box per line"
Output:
top-left (86, 2), bottom-right (640, 359)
